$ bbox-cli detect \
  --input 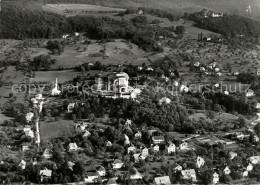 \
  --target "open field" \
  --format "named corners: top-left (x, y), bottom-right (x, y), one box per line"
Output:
top-left (40, 119), bottom-right (76, 141)
top-left (51, 39), bottom-right (150, 69)
top-left (42, 4), bottom-right (126, 16)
